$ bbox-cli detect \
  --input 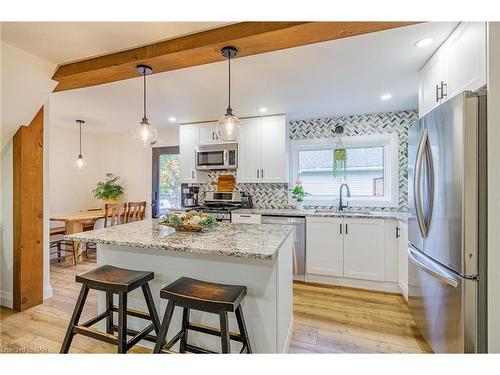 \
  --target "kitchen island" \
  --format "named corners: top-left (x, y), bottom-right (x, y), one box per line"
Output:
top-left (66, 219), bottom-right (294, 353)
